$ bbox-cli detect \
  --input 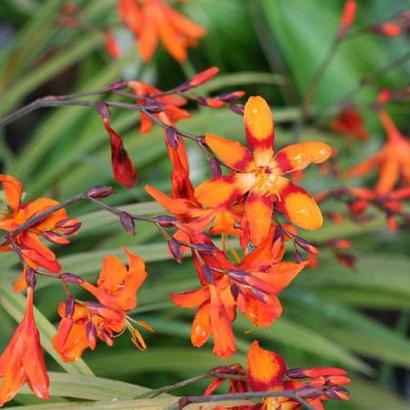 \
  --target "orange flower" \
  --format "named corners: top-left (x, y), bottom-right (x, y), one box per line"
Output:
top-left (171, 231), bottom-right (305, 358)
top-left (195, 96), bottom-right (331, 246)
top-left (330, 105), bottom-right (368, 140)
top-left (0, 175), bottom-right (80, 275)
top-left (53, 249), bottom-right (151, 361)
top-left (145, 184), bottom-right (243, 237)
top-left (117, 0), bottom-right (206, 62)
top-left (344, 110), bottom-right (410, 194)
top-left (0, 286), bottom-right (49, 406)
top-left (204, 341), bottom-right (350, 410)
